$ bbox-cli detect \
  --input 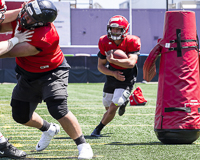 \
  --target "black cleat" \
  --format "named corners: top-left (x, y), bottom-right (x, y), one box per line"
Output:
top-left (0, 140), bottom-right (26, 159)
top-left (91, 128), bottom-right (101, 137)
top-left (118, 100), bottom-right (129, 116)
